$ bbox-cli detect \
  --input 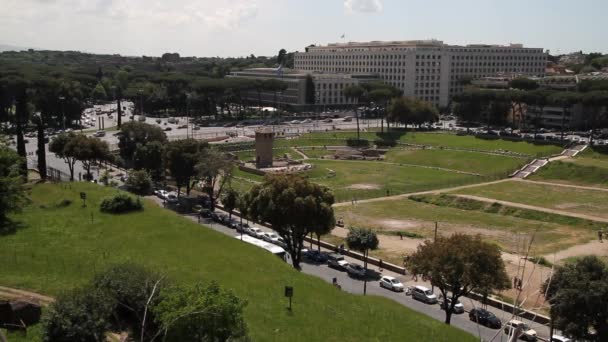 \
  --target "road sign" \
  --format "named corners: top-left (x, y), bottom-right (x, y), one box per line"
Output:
top-left (284, 286), bottom-right (293, 298)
